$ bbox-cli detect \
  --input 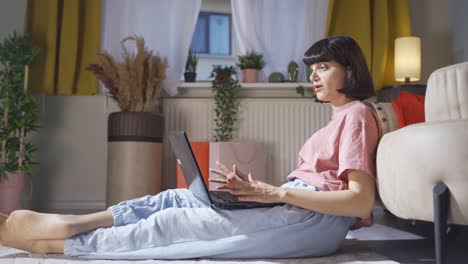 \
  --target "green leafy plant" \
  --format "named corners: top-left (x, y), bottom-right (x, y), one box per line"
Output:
top-left (296, 85), bottom-right (305, 96)
top-left (185, 49), bottom-right (199, 73)
top-left (0, 31), bottom-right (40, 181)
top-left (296, 85), bottom-right (316, 98)
top-left (210, 65), bottom-right (241, 142)
top-left (237, 50), bottom-right (265, 70)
